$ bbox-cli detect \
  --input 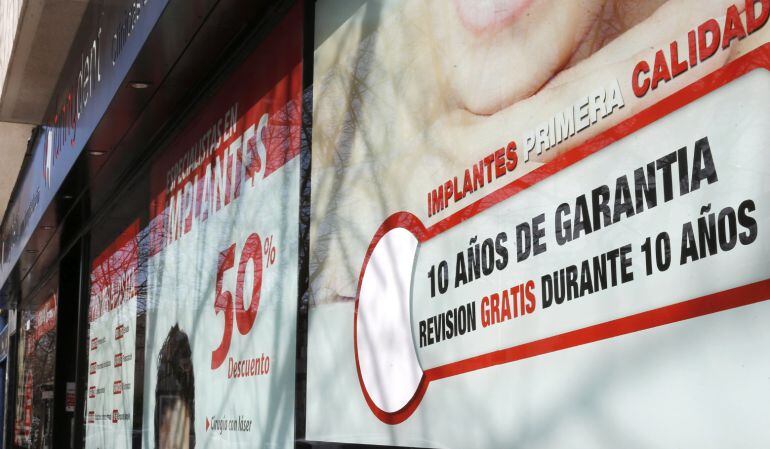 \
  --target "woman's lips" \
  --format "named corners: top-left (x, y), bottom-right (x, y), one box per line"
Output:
top-left (452, 0), bottom-right (534, 34)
